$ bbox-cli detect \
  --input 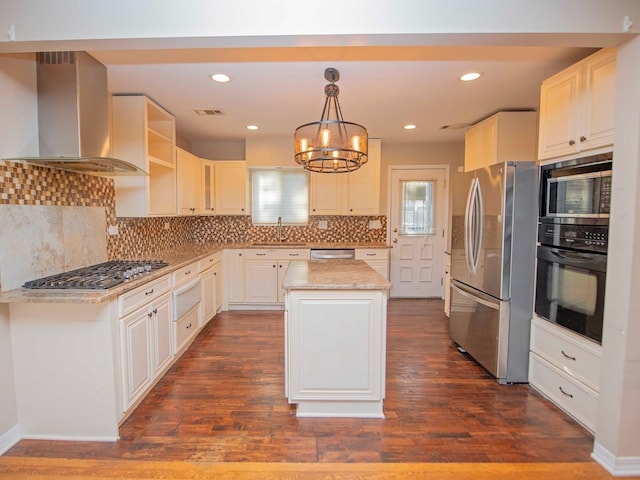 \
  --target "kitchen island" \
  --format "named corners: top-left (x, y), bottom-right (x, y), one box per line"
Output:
top-left (283, 259), bottom-right (392, 418)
